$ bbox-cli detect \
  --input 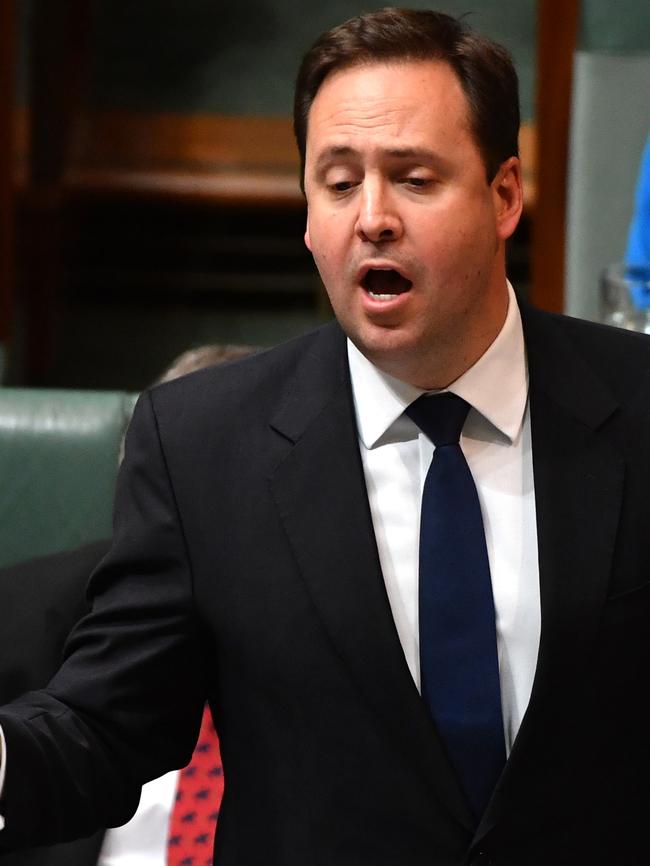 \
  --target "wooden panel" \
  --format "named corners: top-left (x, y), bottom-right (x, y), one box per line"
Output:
top-left (73, 112), bottom-right (299, 170)
top-left (519, 121), bottom-right (537, 215)
top-left (67, 112), bottom-right (302, 208)
top-left (19, 0), bottom-right (94, 383)
top-left (29, 0), bottom-right (92, 184)
top-left (530, 0), bottom-right (580, 312)
top-left (0, 0), bottom-right (15, 346)
top-left (13, 109), bottom-right (536, 213)
top-left (64, 167), bottom-right (302, 209)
